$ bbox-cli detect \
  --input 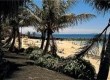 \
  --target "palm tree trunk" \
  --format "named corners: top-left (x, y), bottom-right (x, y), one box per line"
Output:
top-left (9, 27), bottom-right (16, 52)
top-left (2, 32), bottom-right (13, 47)
top-left (51, 34), bottom-right (57, 57)
top-left (17, 27), bottom-right (21, 50)
top-left (0, 18), bottom-right (1, 46)
top-left (97, 56), bottom-right (110, 80)
top-left (43, 29), bottom-right (51, 54)
top-left (97, 34), bottom-right (110, 80)
top-left (40, 30), bottom-right (46, 49)
top-left (40, 38), bottom-right (45, 49)
top-left (0, 16), bottom-right (3, 61)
